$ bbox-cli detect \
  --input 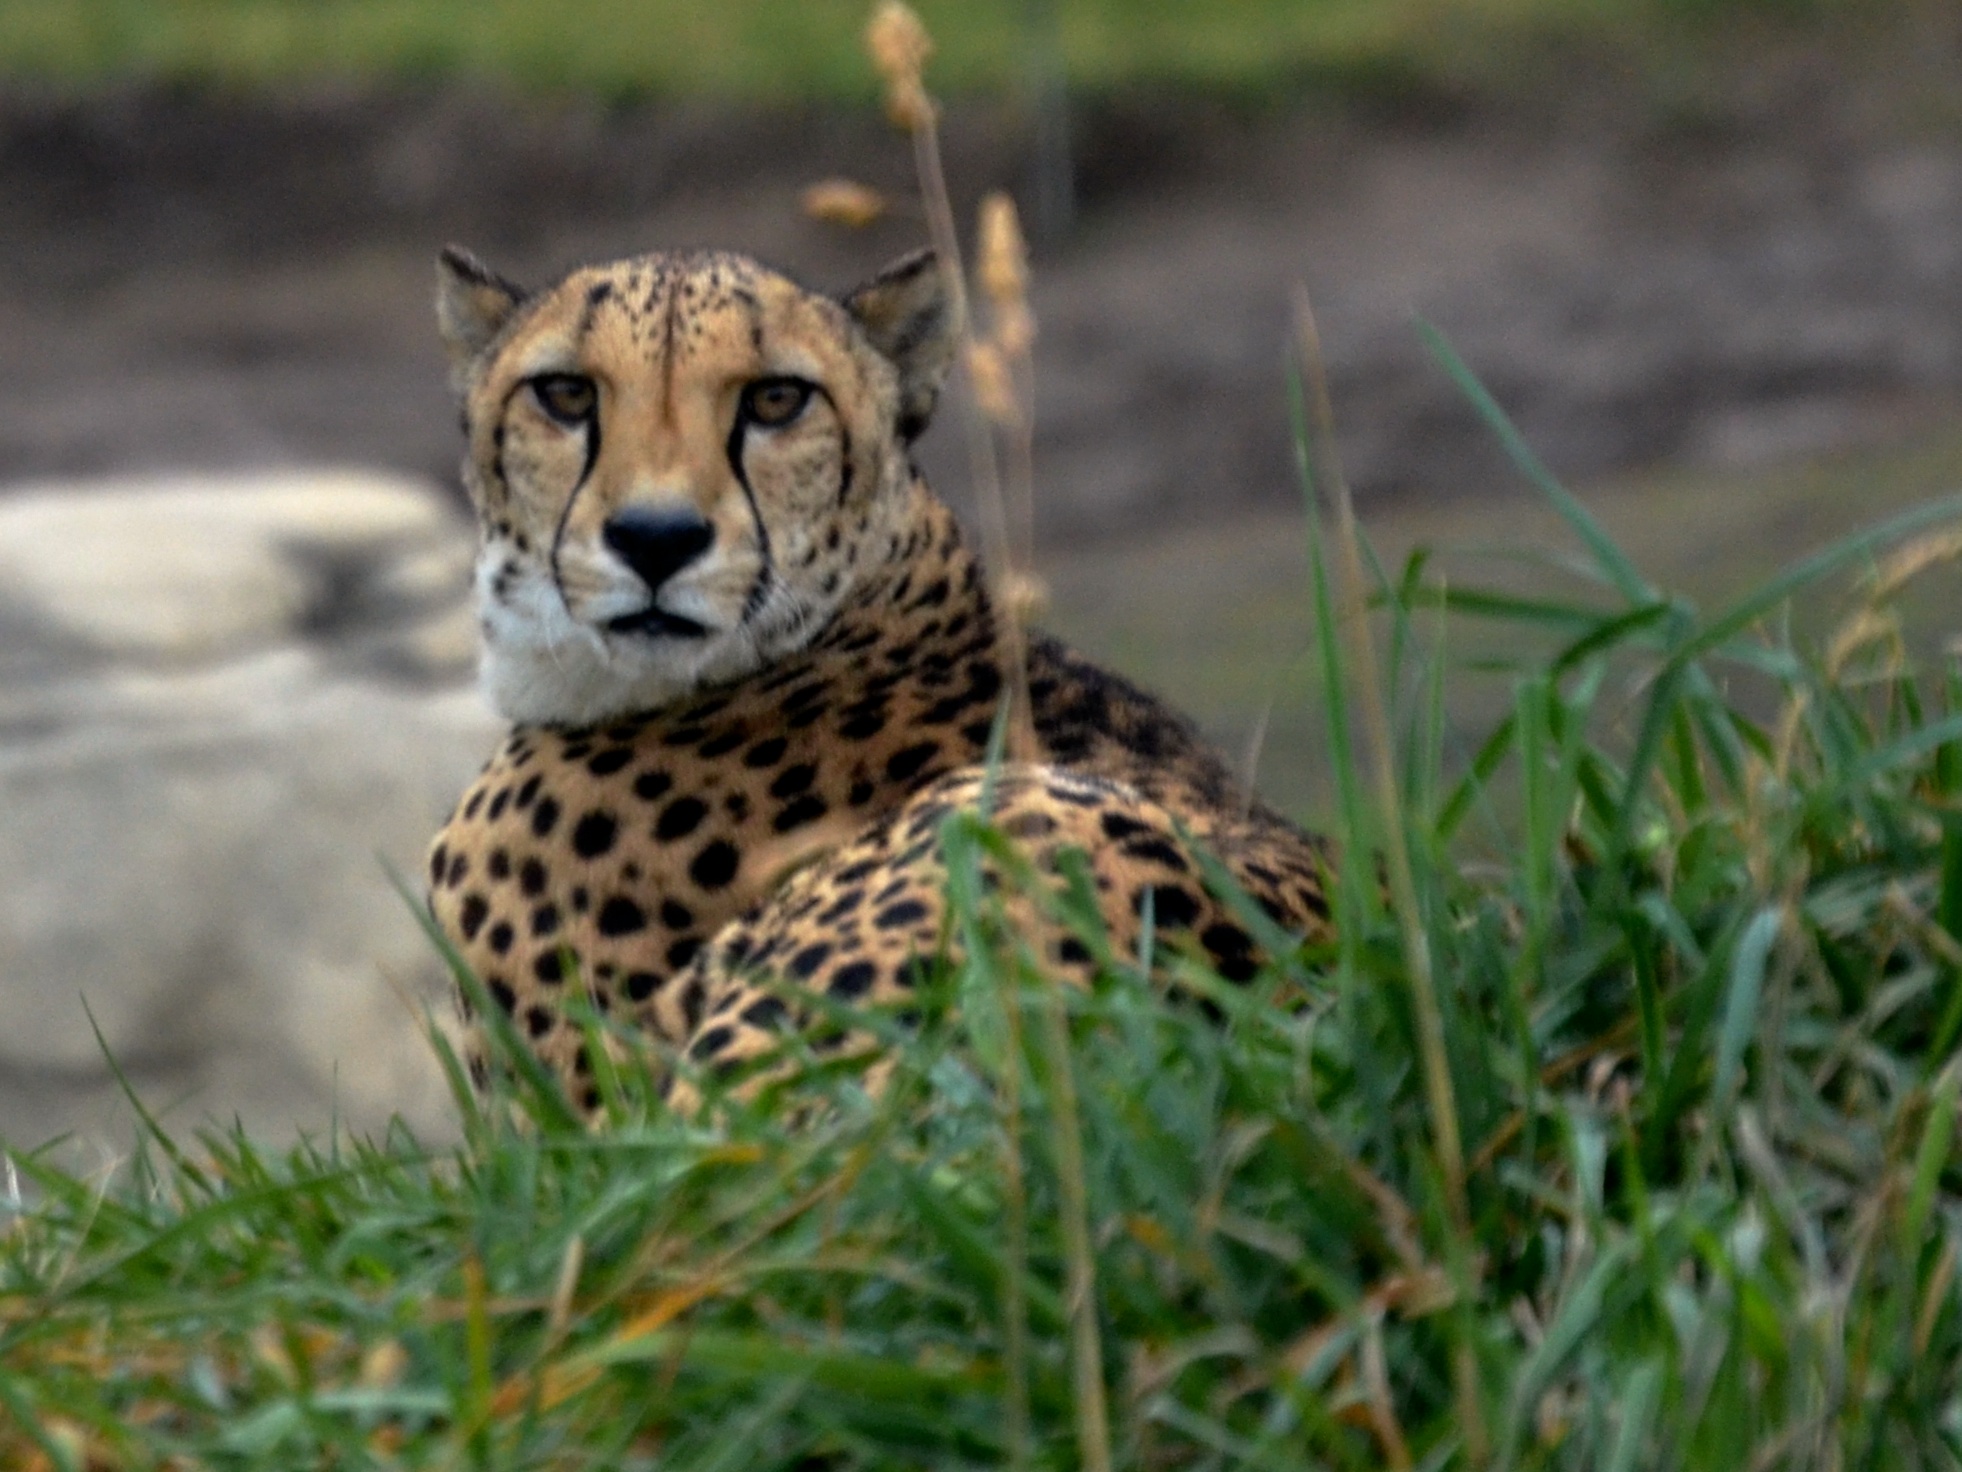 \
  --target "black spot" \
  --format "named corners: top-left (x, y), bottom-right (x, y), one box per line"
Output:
top-left (488, 921), bottom-right (515, 956)
top-left (562, 742), bottom-right (593, 761)
top-left (667, 936), bottom-right (702, 969)
top-left (446, 853), bottom-right (469, 888)
top-left (429, 844), bottom-right (449, 885)
top-left (744, 737), bottom-right (788, 767)
top-left (462, 790), bottom-right (485, 820)
top-left (488, 849), bottom-right (511, 880)
top-left (769, 763), bottom-right (816, 798)
top-left (819, 886), bottom-right (865, 923)
top-left (525, 1006), bottom-right (554, 1038)
top-left (1142, 885), bottom-right (1202, 930)
top-left (587, 748), bottom-right (634, 776)
top-left (829, 960), bottom-right (877, 999)
top-left (531, 903), bottom-right (561, 937)
top-left (1217, 952), bottom-right (1260, 983)
top-left (781, 680), bottom-right (827, 713)
top-left (660, 899), bottom-right (694, 929)
top-left (773, 794), bottom-right (829, 832)
top-left (530, 797), bottom-right (561, 838)
top-left (572, 811), bottom-right (617, 858)
top-left (657, 796), bottom-right (707, 842)
top-left (598, 897), bottom-right (647, 936)
top-left (662, 725), bottom-right (708, 748)
top-left (1101, 811), bottom-right (1150, 842)
top-left (1202, 923), bottom-right (1260, 982)
top-left (488, 978), bottom-right (517, 1013)
top-left (697, 728), bottom-right (745, 758)
top-left (725, 793), bottom-right (750, 820)
top-left (634, 769), bottom-right (674, 802)
top-left (839, 711), bottom-right (885, 740)
top-left (789, 942), bottom-right (832, 978)
top-left (885, 742), bottom-right (939, 783)
top-left (534, 950), bottom-right (565, 984)
top-left (514, 775), bottom-right (542, 810)
top-left (690, 840), bottom-right (740, 890)
top-left (875, 899), bottom-right (931, 930)
top-left (920, 693), bottom-right (975, 725)
top-left (742, 997), bottom-right (788, 1030)
top-left (519, 858), bottom-right (547, 897)
top-left (624, 971), bottom-right (660, 1001)
top-left (1124, 837), bottom-right (1189, 872)
top-left (571, 886), bottom-right (590, 912)
top-left (458, 894), bottom-right (488, 941)
top-left (487, 789), bottom-right (511, 820)
top-left (680, 977), bottom-right (707, 1031)
top-left (1057, 936), bottom-right (1092, 965)
top-left (848, 779), bottom-right (876, 806)
top-left (690, 1025), bottom-right (735, 1060)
